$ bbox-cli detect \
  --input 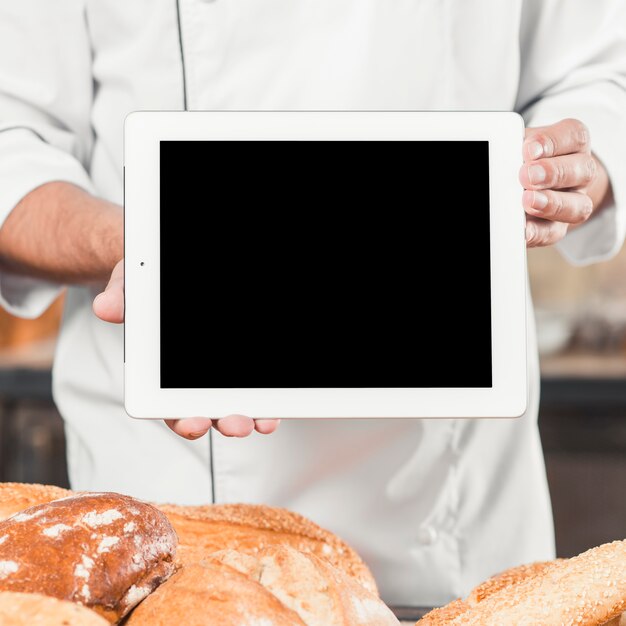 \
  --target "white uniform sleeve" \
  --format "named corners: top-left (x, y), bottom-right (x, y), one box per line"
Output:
top-left (0, 1), bottom-right (95, 318)
top-left (516, 0), bottom-right (626, 266)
